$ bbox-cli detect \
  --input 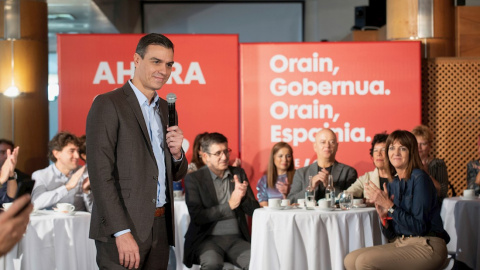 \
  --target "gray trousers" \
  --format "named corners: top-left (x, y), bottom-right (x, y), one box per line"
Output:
top-left (344, 236), bottom-right (447, 270)
top-left (197, 235), bottom-right (250, 270)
